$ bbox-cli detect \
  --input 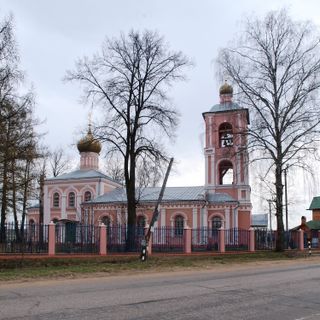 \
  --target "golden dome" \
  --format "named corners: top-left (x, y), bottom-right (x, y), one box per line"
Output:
top-left (77, 127), bottom-right (102, 154)
top-left (219, 81), bottom-right (233, 95)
